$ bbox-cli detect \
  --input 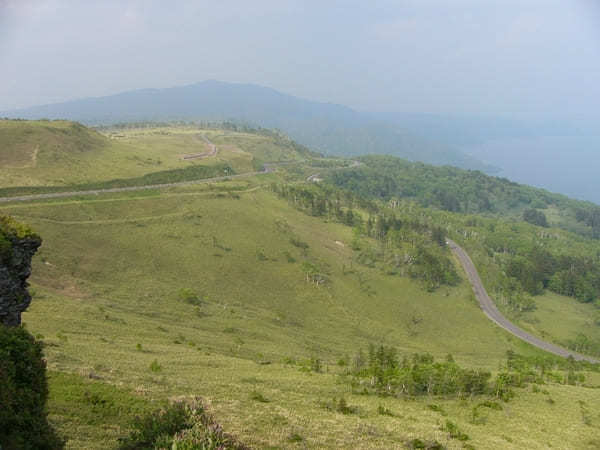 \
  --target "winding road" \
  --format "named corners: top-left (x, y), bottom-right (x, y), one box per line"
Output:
top-left (2, 137), bottom-right (598, 364)
top-left (448, 239), bottom-right (598, 363)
